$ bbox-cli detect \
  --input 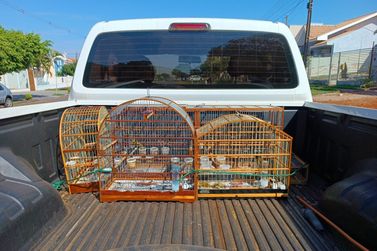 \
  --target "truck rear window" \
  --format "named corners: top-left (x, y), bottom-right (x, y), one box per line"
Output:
top-left (83, 31), bottom-right (298, 89)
